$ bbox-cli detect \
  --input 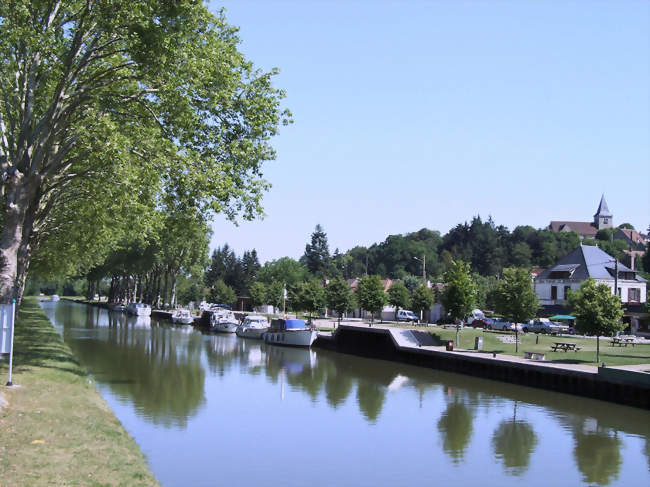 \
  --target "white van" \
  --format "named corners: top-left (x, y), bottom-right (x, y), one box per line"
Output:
top-left (396, 309), bottom-right (419, 323)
